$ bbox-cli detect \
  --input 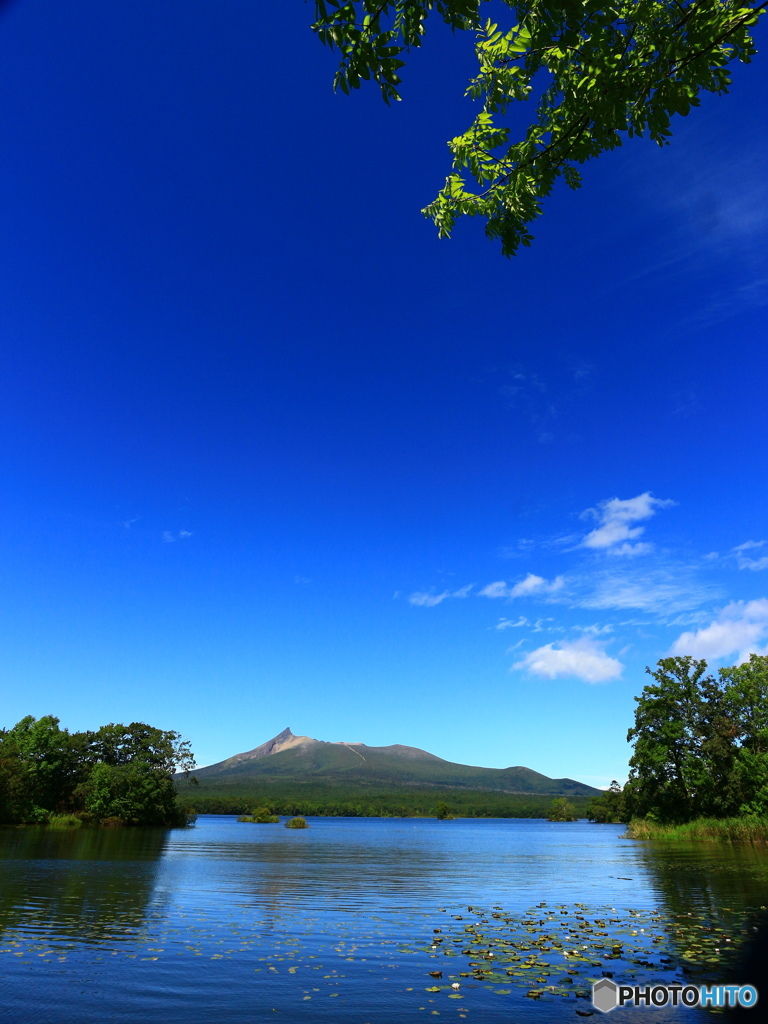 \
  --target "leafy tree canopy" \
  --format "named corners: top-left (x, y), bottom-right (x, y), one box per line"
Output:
top-left (314, 0), bottom-right (766, 254)
top-left (547, 796), bottom-right (577, 820)
top-left (625, 654), bottom-right (768, 823)
top-left (86, 722), bottom-right (195, 777)
top-left (586, 780), bottom-right (625, 823)
top-left (0, 716), bottom-right (195, 827)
